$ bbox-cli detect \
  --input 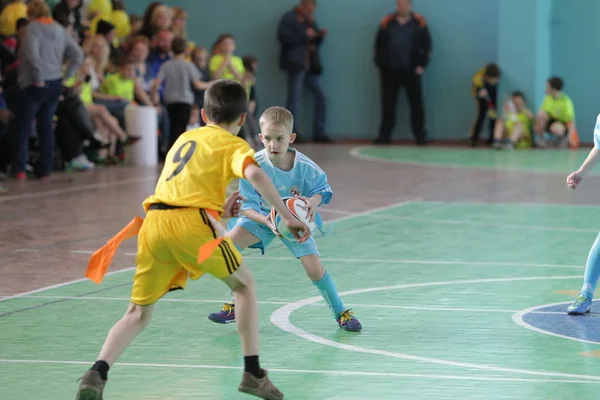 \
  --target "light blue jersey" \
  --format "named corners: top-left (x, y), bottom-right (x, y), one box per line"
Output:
top-left (594, 114), bottom-right (600, 149)
top-left (242, 148), bottom-right (333, 215)
top-left (229, 148), bottom-right (333, 258)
